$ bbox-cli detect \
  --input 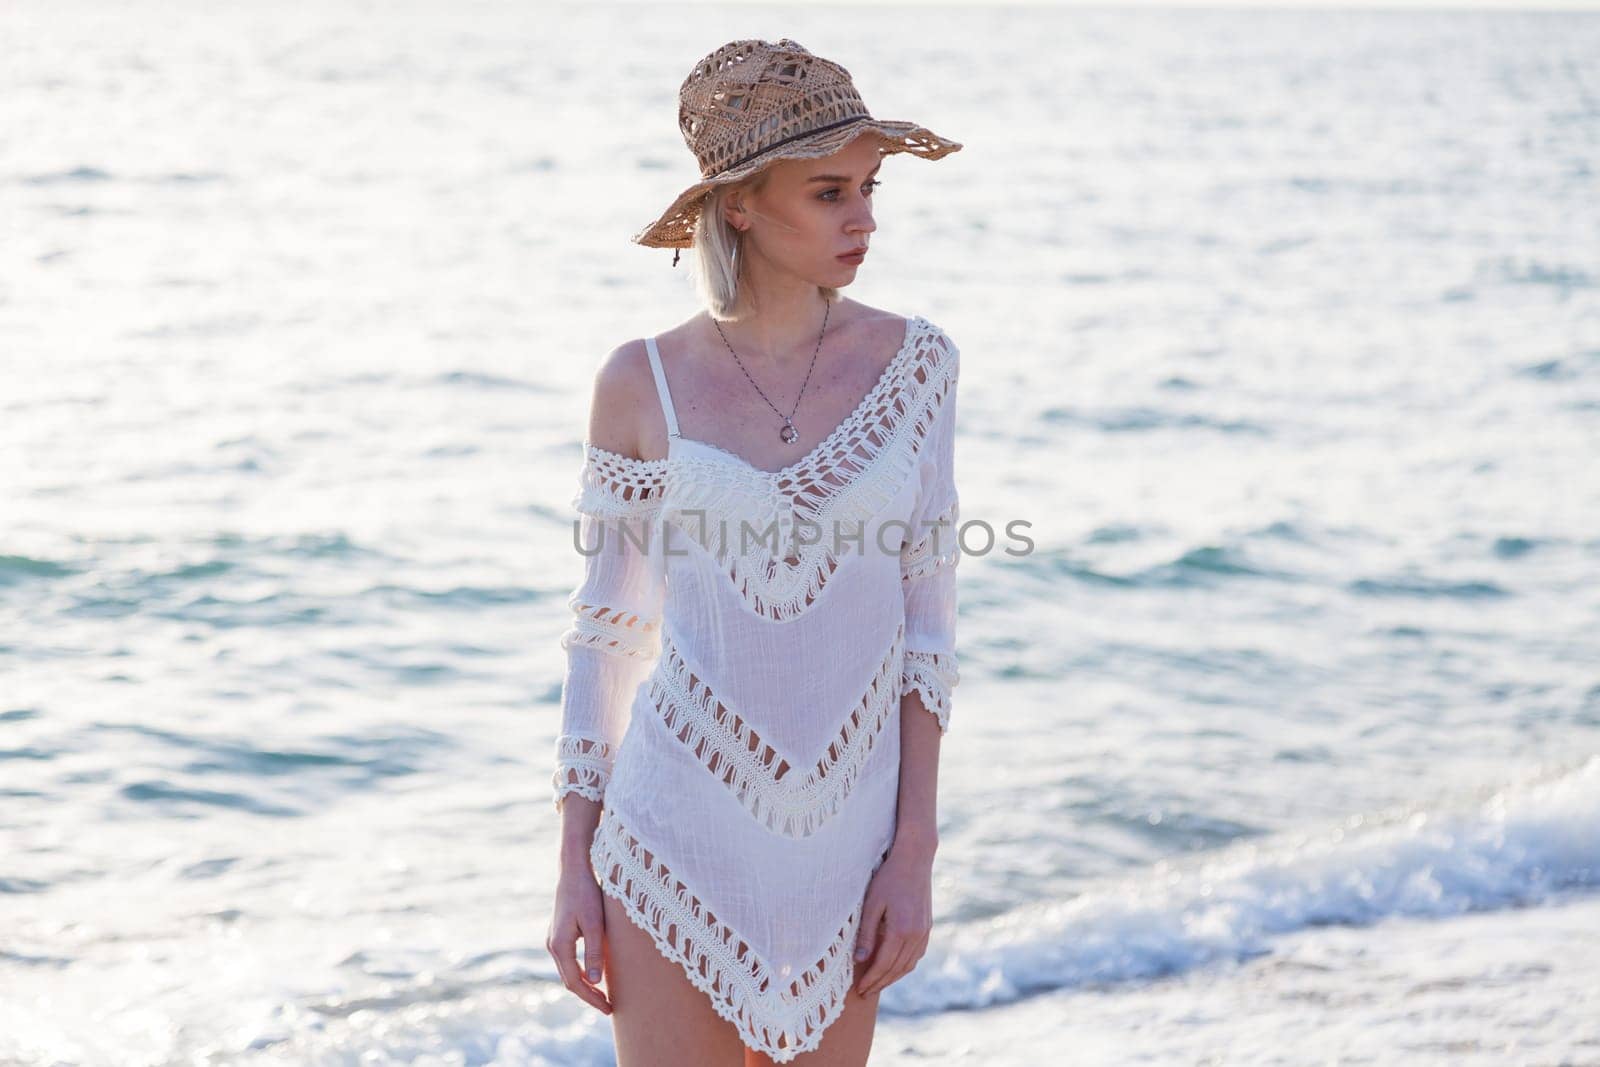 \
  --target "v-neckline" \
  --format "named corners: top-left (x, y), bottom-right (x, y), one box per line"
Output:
top-left (668, 315), bottom-right (923, 480)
